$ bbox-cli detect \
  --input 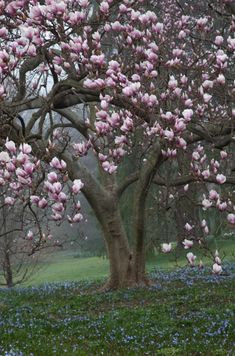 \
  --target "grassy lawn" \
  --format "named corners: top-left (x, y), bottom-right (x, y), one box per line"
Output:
top-left (27, 254), bottom-right (110, 285)
top-left (0, 265), bottom-right (234, 355)
top-left (25, 238), bottom-right (235, 286)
